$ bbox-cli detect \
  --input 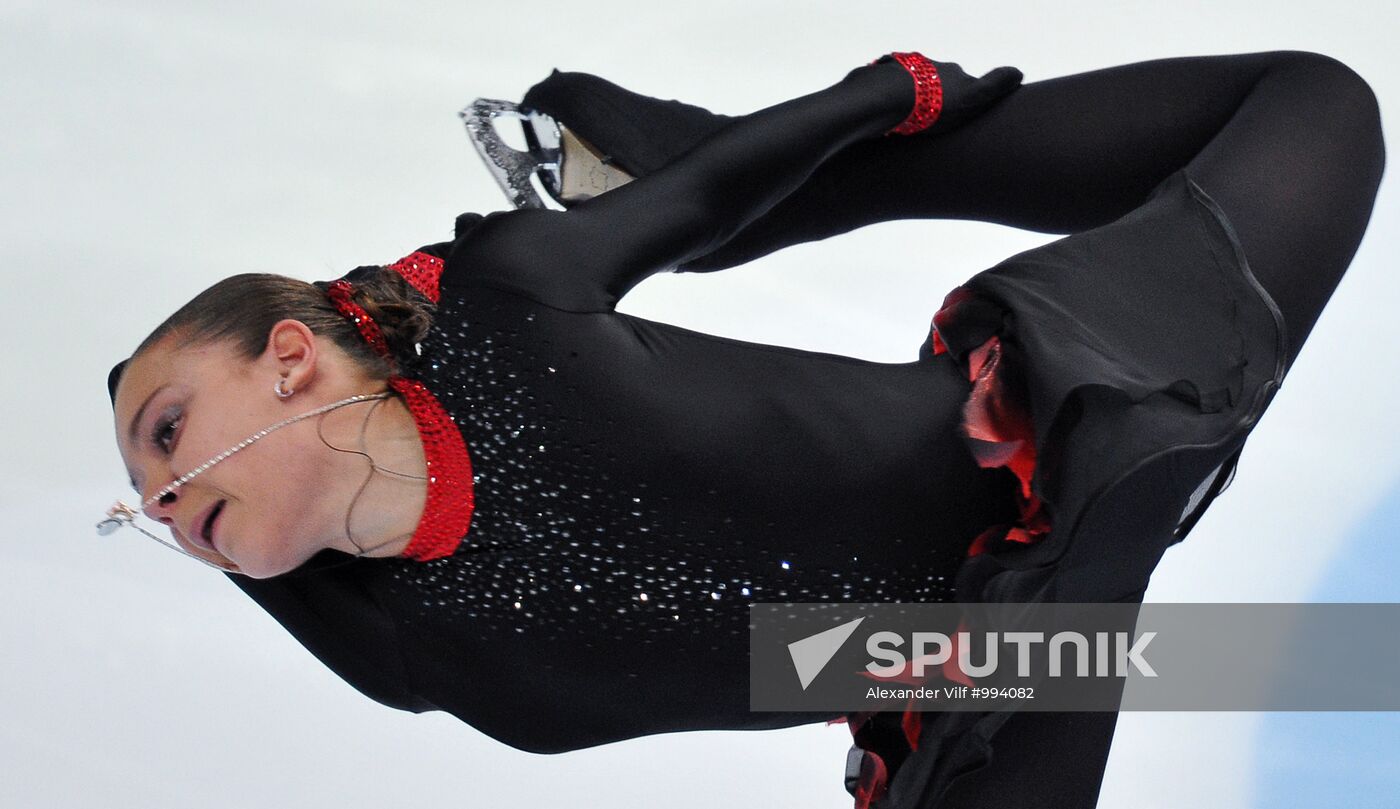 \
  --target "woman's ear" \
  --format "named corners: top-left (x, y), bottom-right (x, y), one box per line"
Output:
top-left (265, 319), bottom-right (320, 392)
